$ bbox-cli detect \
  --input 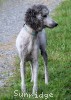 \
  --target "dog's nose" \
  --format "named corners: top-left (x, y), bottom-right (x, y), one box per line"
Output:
top-left (54, 23), bottom-right (58, 27)
top-left (51, 22), bottom-right (58, 28)
top-left (50, 22), bottom-right (58, 28)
